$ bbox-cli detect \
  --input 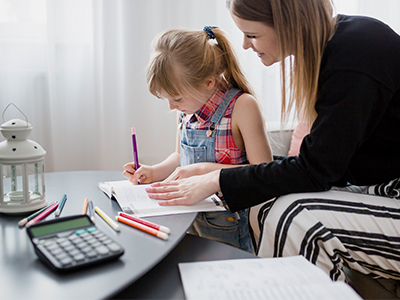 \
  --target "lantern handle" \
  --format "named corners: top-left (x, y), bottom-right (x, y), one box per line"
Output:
top-left (2, 103), bottom-right (29, 127)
